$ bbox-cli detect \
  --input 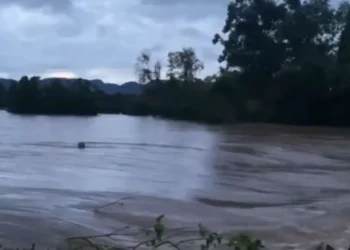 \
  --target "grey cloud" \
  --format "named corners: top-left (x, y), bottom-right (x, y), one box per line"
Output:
top-left (179, 27), bottom-right (210, 39)
top-left (200, 47), bottom-right (221, 61)
top-left (149, 43), bottom-right (165, 53)
top-left (96, 24), bottom-right (109, 36)
top-left (139, 0), bottom-right (230, 21)
top-left (0, 0), bottom-right (223, 82)
top-left (140, 0), bottom-right (229, 6)
top-left (0, 0), bottom-right (73, 12)
top-left (55, 17), bottom-right (84, 37)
